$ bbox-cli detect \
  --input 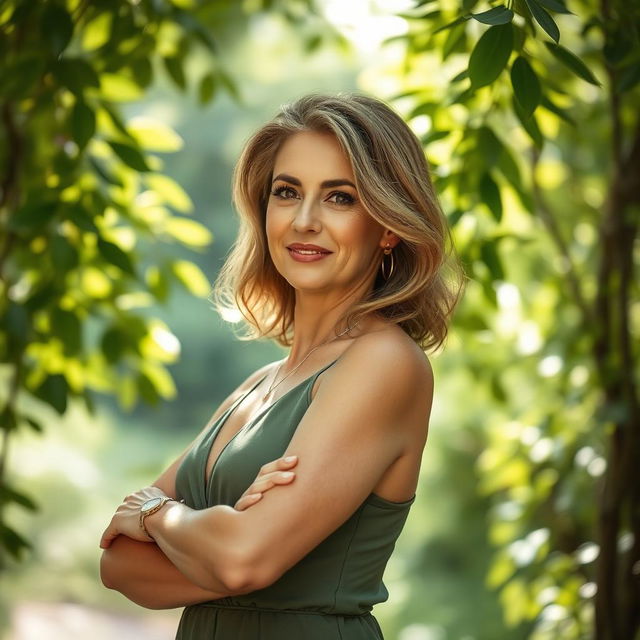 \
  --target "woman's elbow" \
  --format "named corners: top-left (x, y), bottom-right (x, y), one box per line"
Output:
top-left (203, 546), bottom-right (267, 595)
top-left (99, 550), bottom-right (119, 590)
